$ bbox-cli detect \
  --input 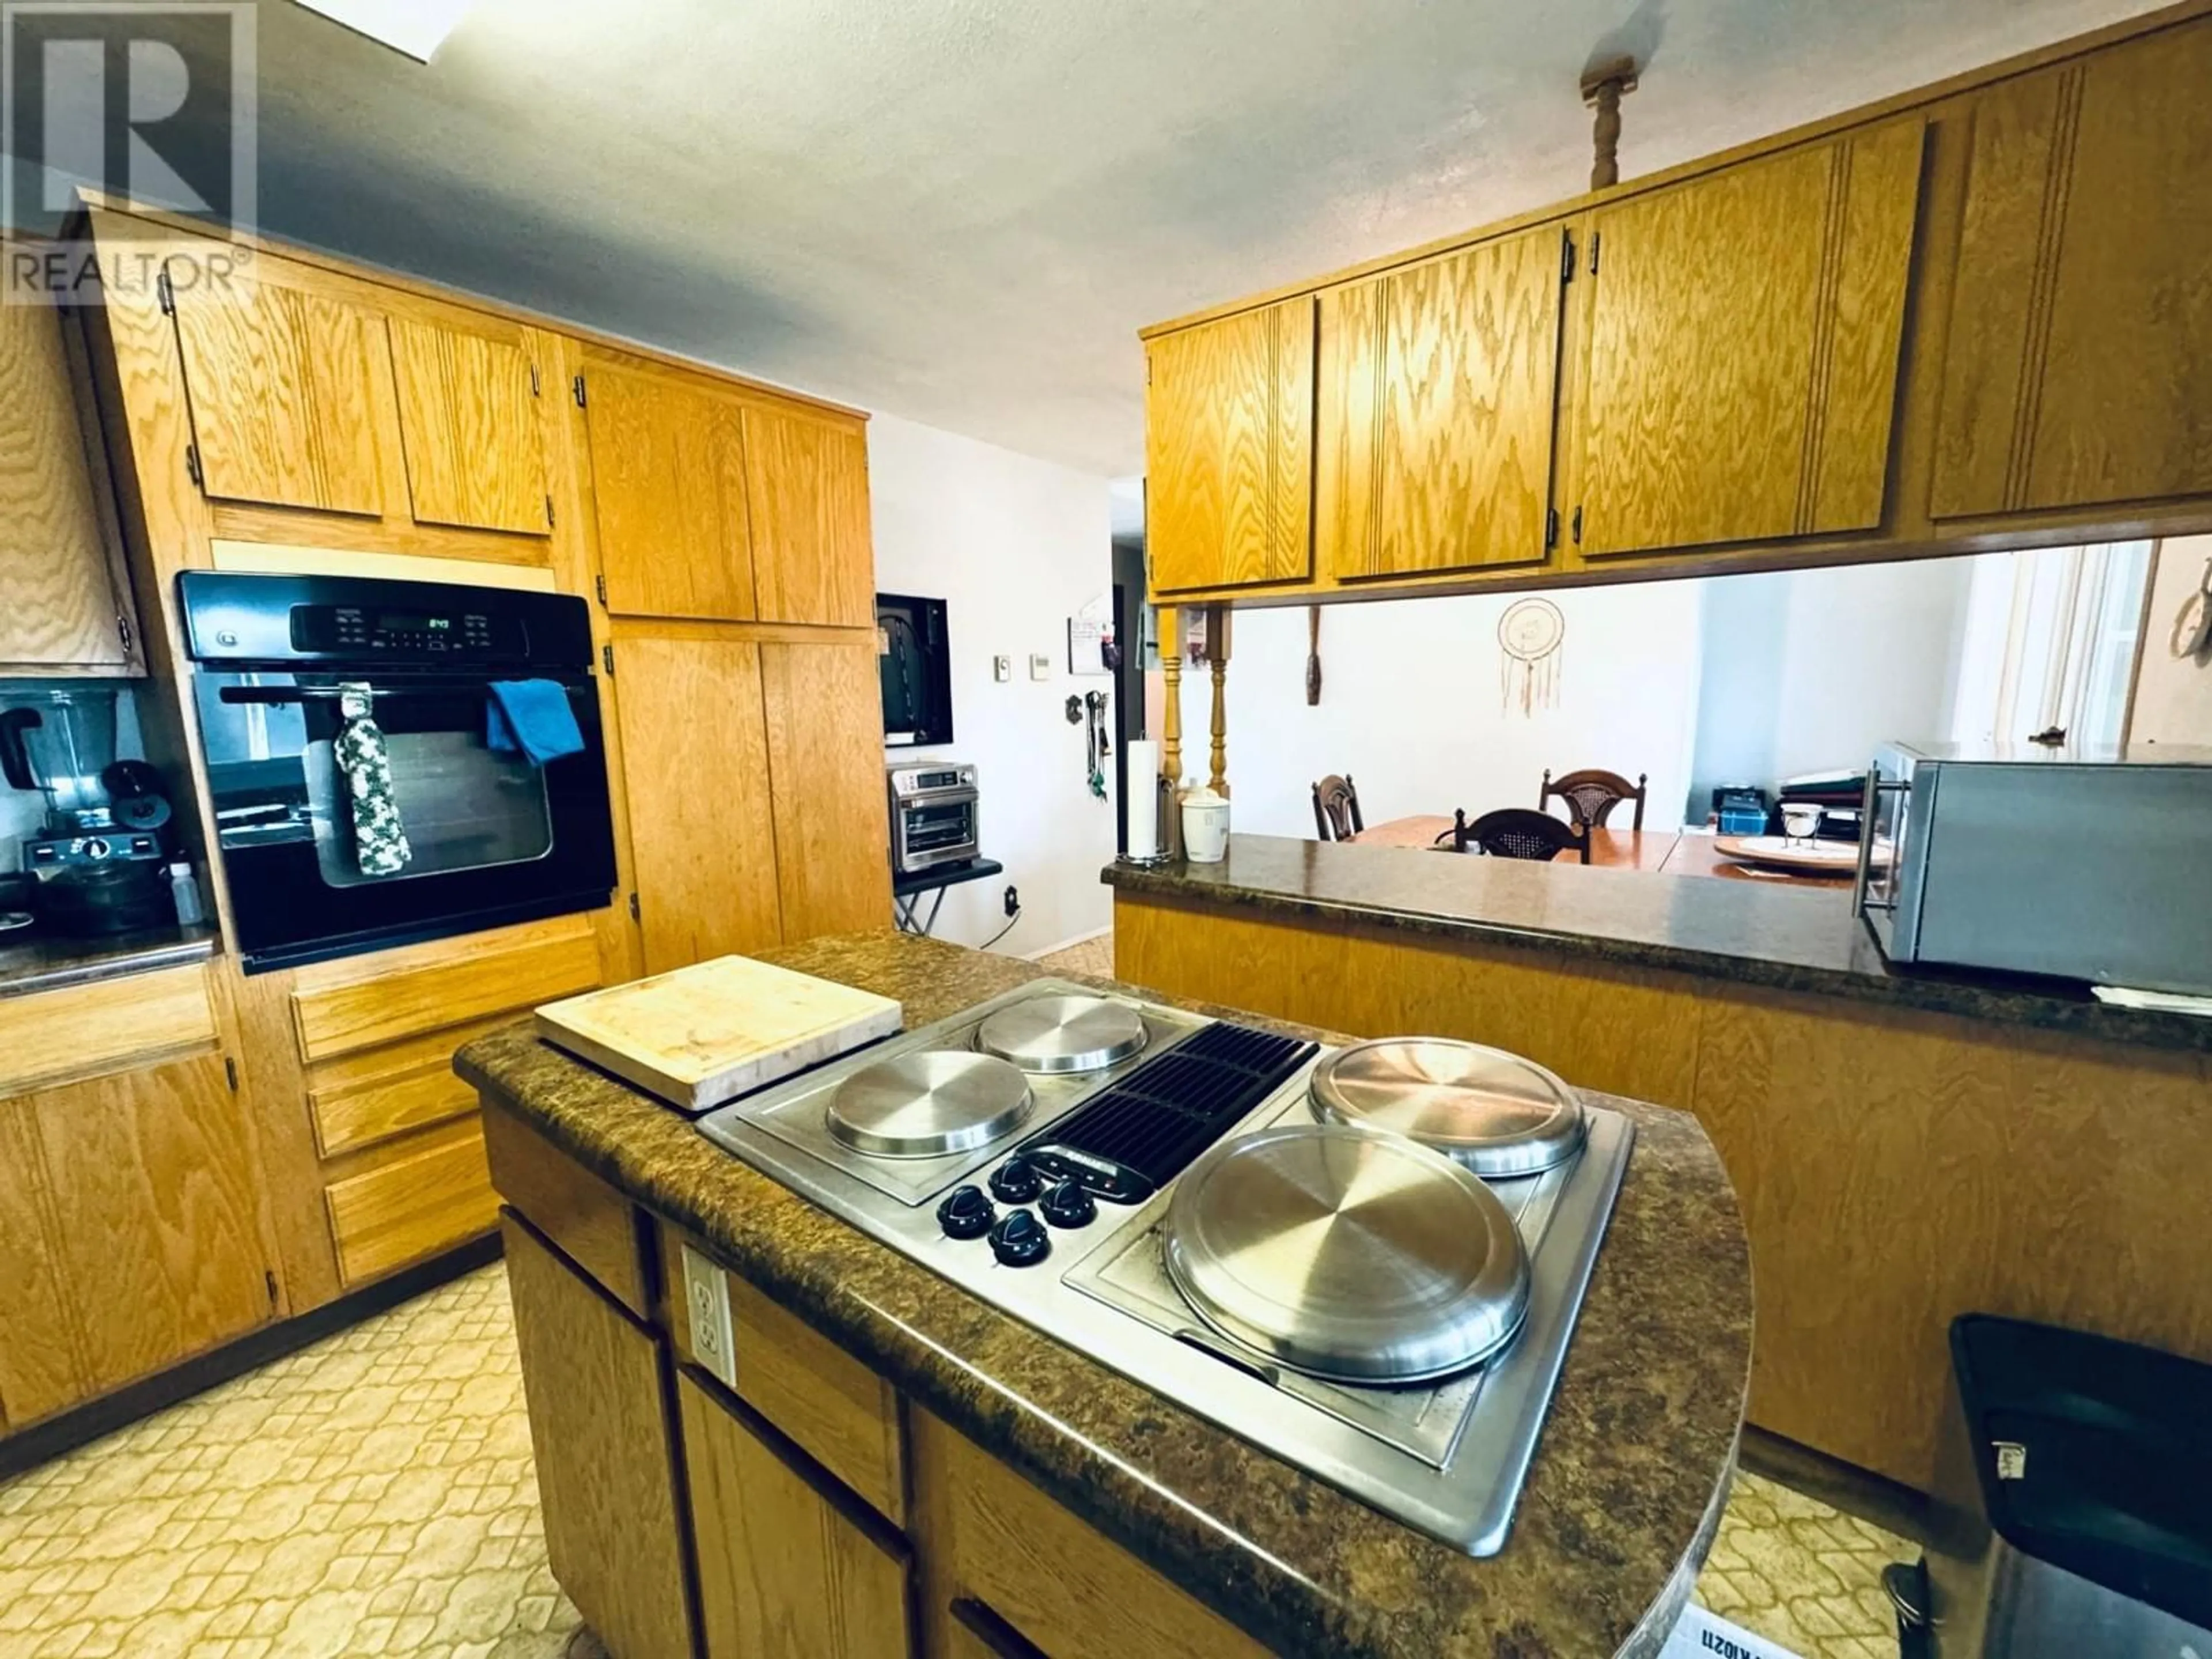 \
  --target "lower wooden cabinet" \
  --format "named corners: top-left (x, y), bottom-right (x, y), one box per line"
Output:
top-left (678, 1372), bottom-right (915, 1659)
top-left (500, 1211), bottom-right (695, 1659)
